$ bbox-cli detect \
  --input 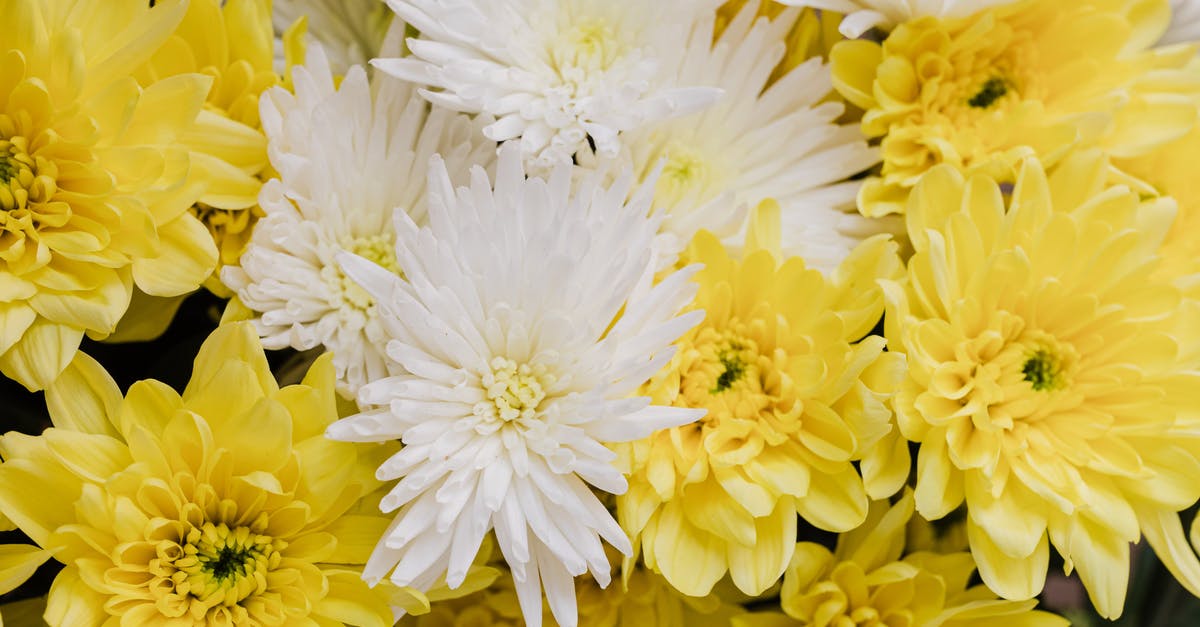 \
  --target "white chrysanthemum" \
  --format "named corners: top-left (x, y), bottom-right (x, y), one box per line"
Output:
top-left (617, 2), bottom-right (883, 273)
top-left (374, 0), bottom-right (725, 173)
top-left (778, 0), bottom-right (1018, 37)
top-left (222, 46), bottom-right (494, 396)
top-left (273, 0), bottom-right (392, 74)
top-left (325, 144), bottom-right (706, 627)
top-left (1163, 0), bottom-right (1200, 45)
